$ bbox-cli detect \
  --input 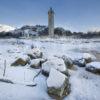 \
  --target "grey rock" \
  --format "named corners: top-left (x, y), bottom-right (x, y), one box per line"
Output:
top-left (62, 55), bottom-right (73, 69)
top-left (11, 57), bottom-right (29, 66)
top-left (73, 58), bottom-right (86, 67)
top-left (42, 58), bottom-right (69, 77)
top-left (30, 58), bottom-right (47, 69)
top-left (86, 62), bottom-right (100, 74)
top-left (47, 68), bottom-right (70, 98)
